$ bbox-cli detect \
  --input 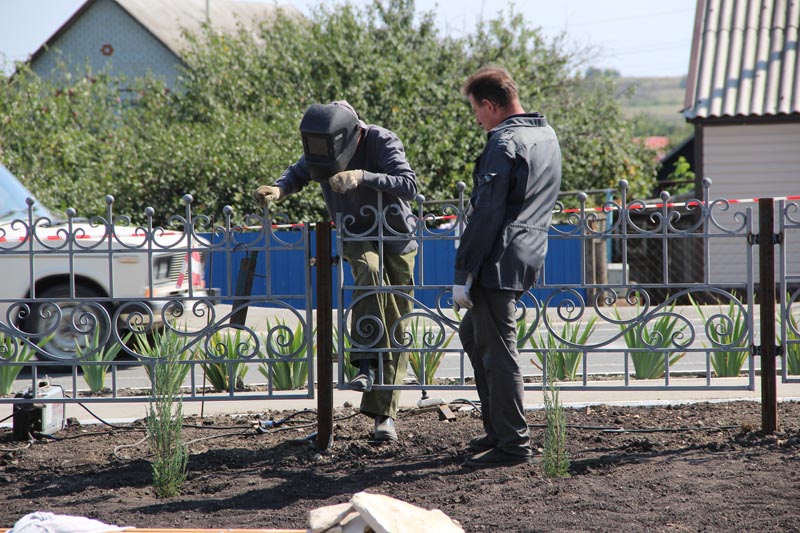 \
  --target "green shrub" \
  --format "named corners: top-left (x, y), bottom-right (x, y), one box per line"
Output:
top-left (516, 312), bottom-right (540, 350)
top-left (147, 346), bottom-right (188, 498)
top-left (615, 302), bottom-right (687, 379)
top-left (1, 2), bottom-right (656, 225)
top-left (134, 325), bottom-right (192, 392)
top-left (333, 325), bottom-right (357, 382)
top-left (785, 313), bottom-right (800, 375)
top-left (196, 329), bottom-right (250, 392)
top-left (258, 317), bottom-right (313, 390)
top-left (407, 316), bottom-right (454, 385)
top-left (0, 335), bottom-right (44, 396)
top-left (528, 316), bottom-right (597, 381)
top-left (76, 330), bottom-right (132, 393)
top-left (690, 295), bottom-right (749, 377)
top-left (542, 353), bottom-right (569, 478)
